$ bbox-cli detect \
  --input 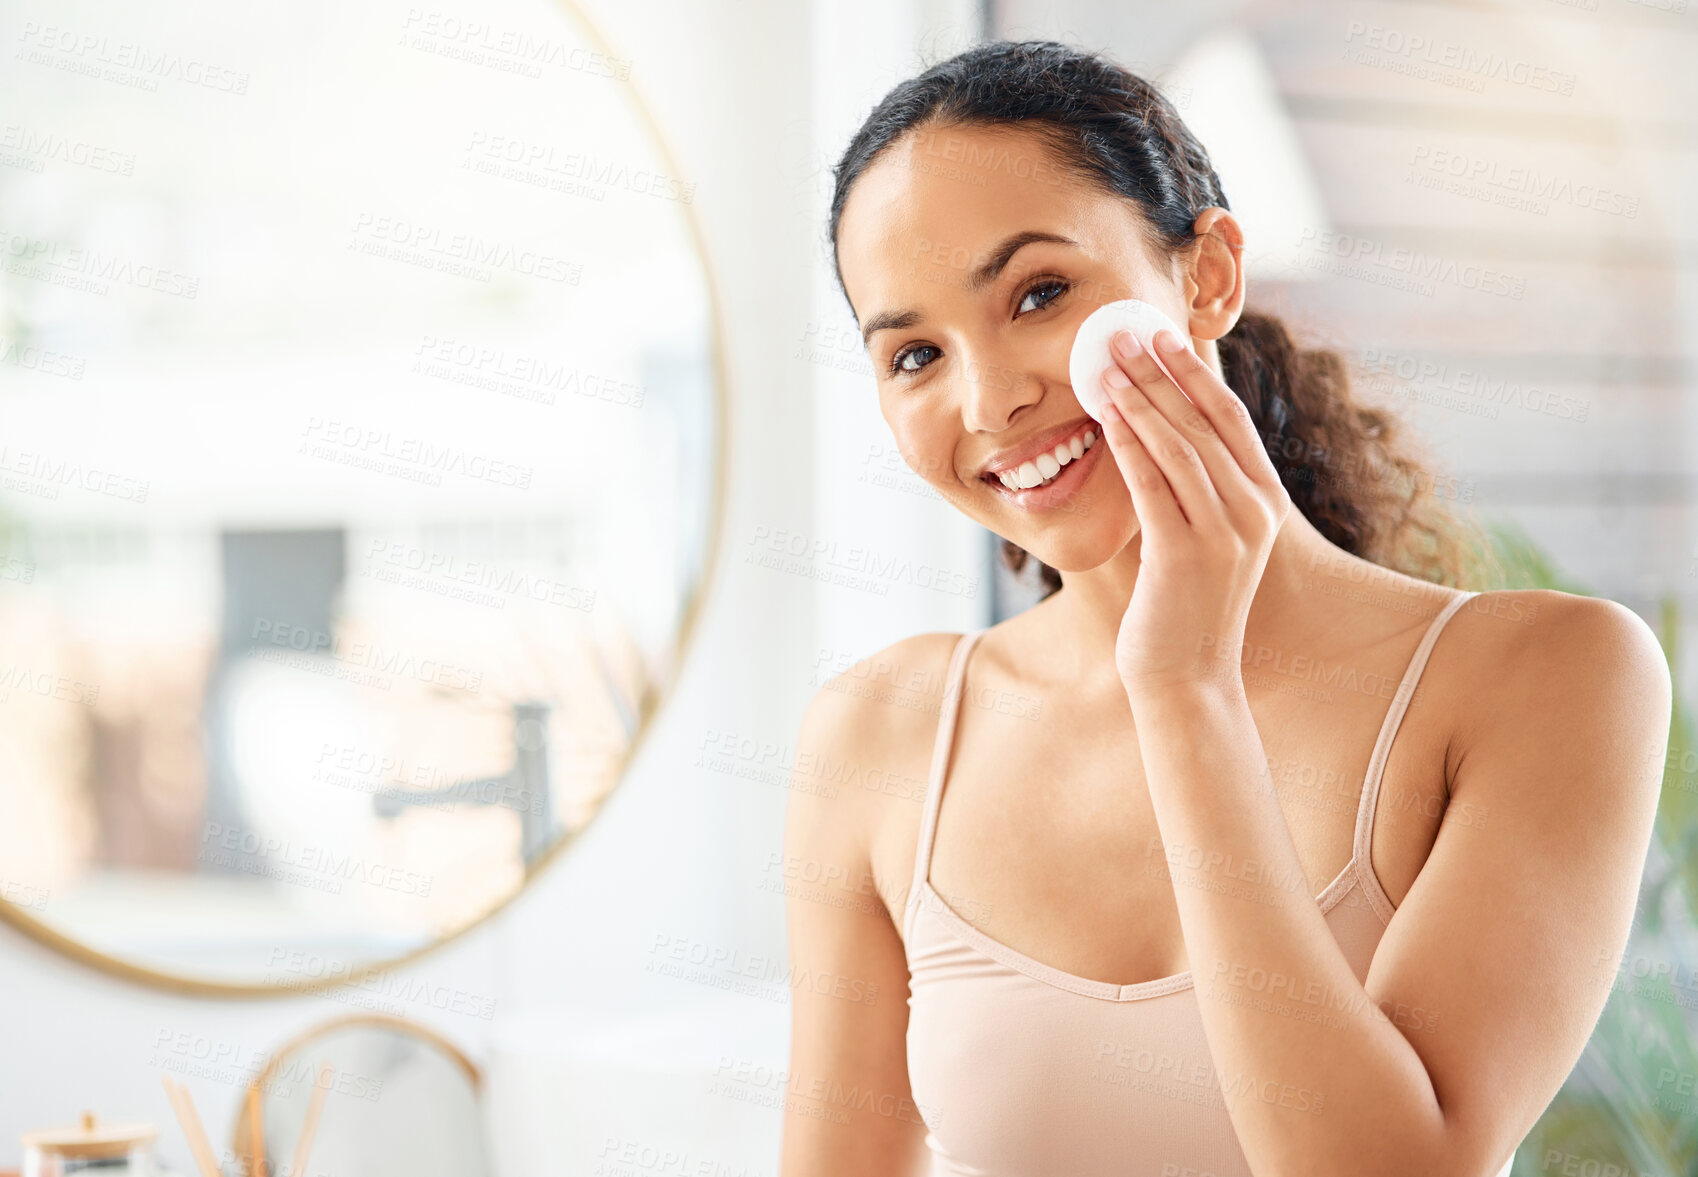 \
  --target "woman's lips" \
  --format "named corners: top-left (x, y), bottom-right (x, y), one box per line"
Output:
top-left (983, 424), bottom-right (1104, 512)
